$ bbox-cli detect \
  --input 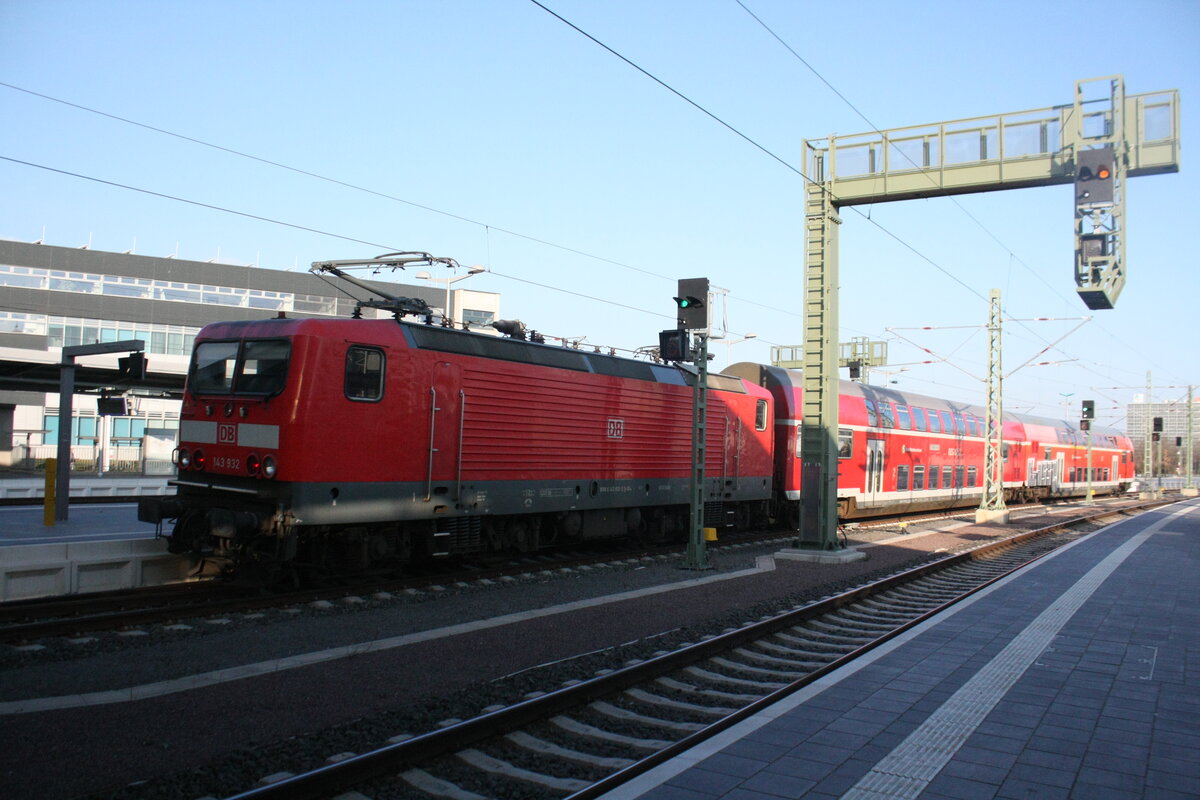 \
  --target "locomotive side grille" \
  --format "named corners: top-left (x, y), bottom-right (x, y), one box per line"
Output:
top-left (435, 516), bottom-right (483, 555)
top-left (704, 501), bottom-right (734, 527)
